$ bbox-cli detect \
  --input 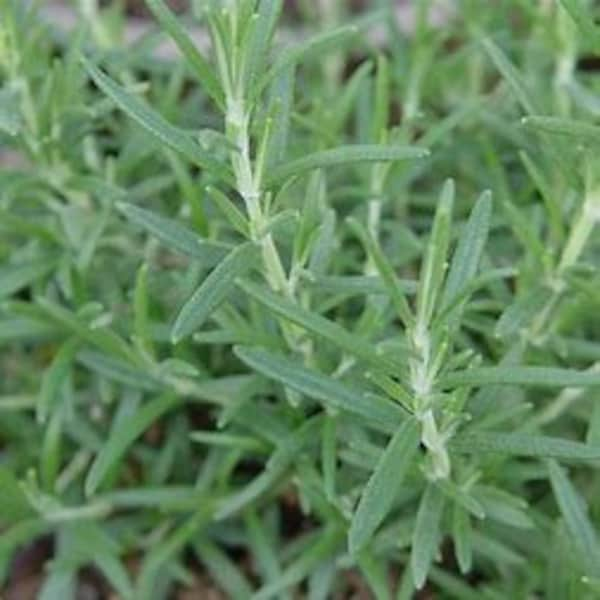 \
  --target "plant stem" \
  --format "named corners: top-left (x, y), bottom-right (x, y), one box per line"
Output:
top-left (410, 320), bottom-right (450, 480)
